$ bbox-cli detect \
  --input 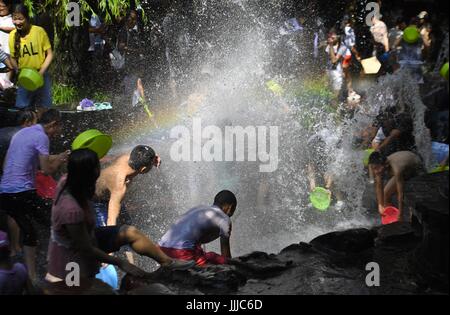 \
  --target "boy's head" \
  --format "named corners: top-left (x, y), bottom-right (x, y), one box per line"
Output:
top-left (128, 145), bottom-right (156, 174)
top-left (16, 109), bottom-right (37, 127)
top-left (396, 17), bottom-right (407, 30)
top-left (327, 28), bottom-right (340, 45)
top-left (368, 151), bottom-right (387, 176)
top-left (214, 190), bottom-right (237, 217)
top-left (0, 231), bottom-right (10, 260)
top-left (39, 109), bottom-right (62, 138)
